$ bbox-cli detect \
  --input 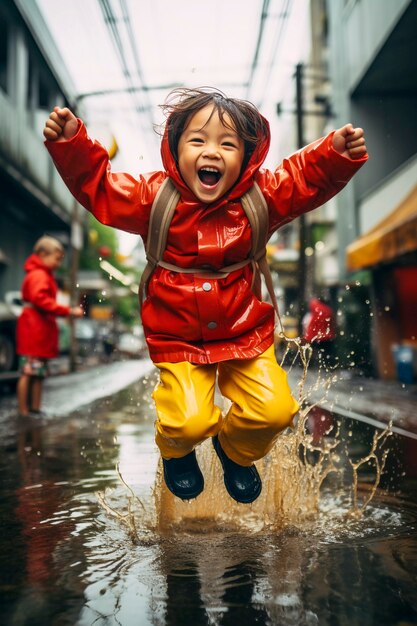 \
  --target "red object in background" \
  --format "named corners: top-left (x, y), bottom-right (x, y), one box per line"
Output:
top-left (393, 266), bottom-right (417, 341)
top-left (303, 298), bottom-right (336, 343)
top-left (98, 245), bottom-right (111, 258)
top-left (306, 405), bottom-right (334, 445)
